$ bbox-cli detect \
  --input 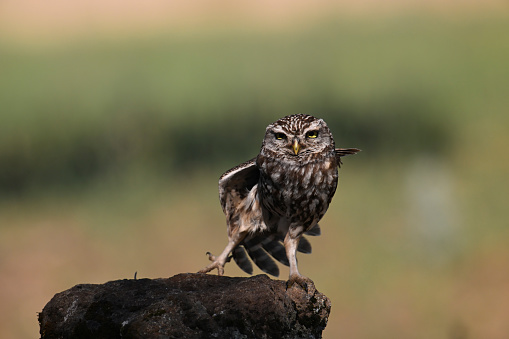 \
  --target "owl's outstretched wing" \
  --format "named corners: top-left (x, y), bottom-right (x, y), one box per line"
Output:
top-left (218, 157), bottom-right (259, 215)
top-left (335, 148), bottom-right (361, 167)
top-left (218, 158), bottom-right (277, 275)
